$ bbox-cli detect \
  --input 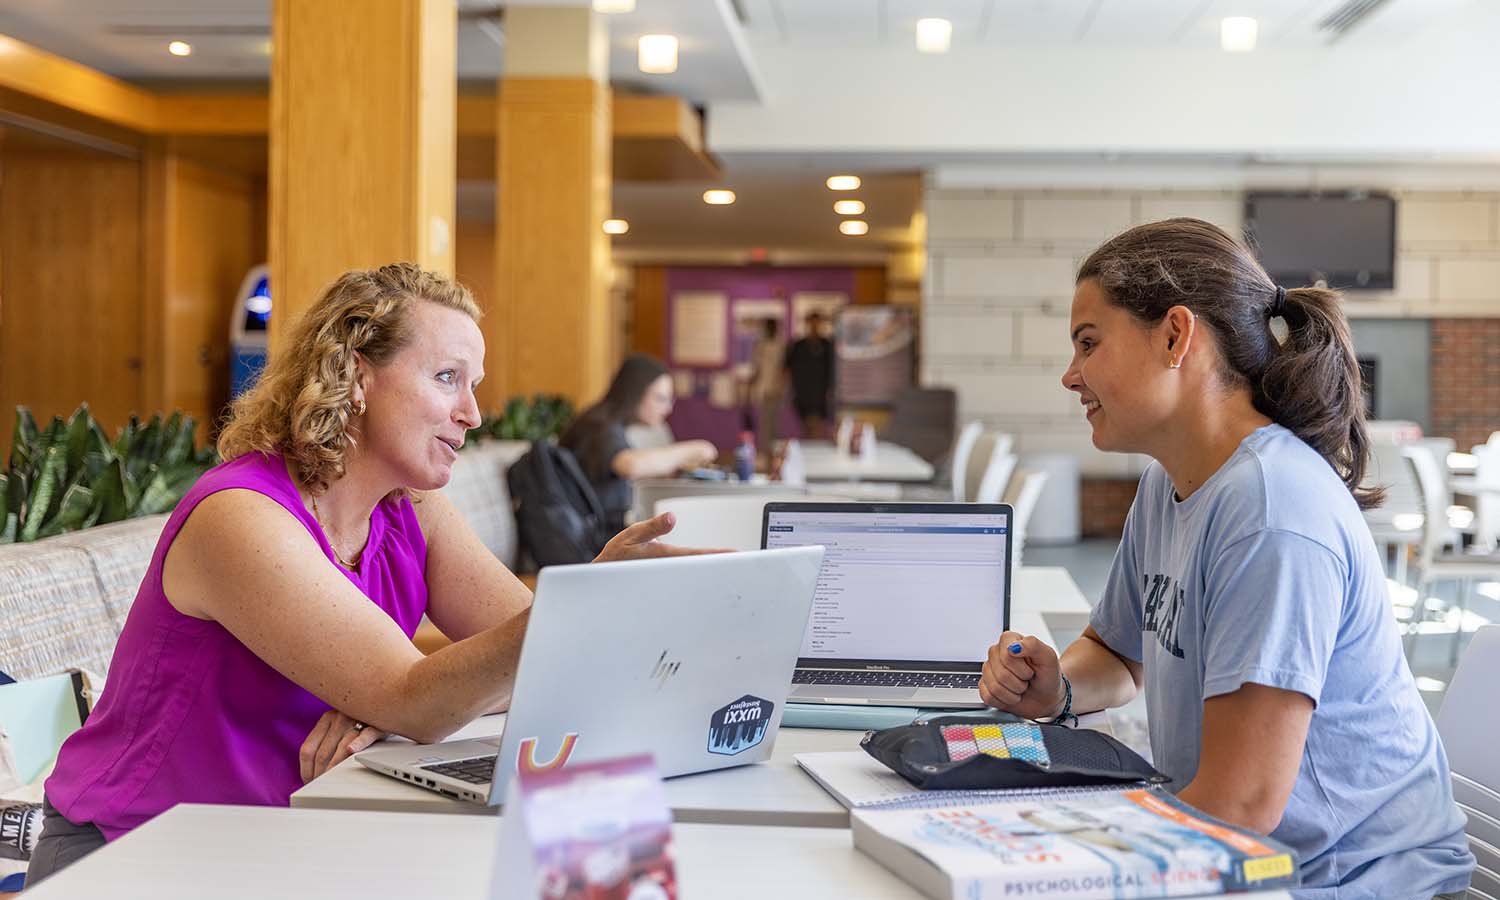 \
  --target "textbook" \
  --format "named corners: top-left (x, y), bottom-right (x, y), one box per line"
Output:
top-left (850, 787), bottom-right (1299, 899)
